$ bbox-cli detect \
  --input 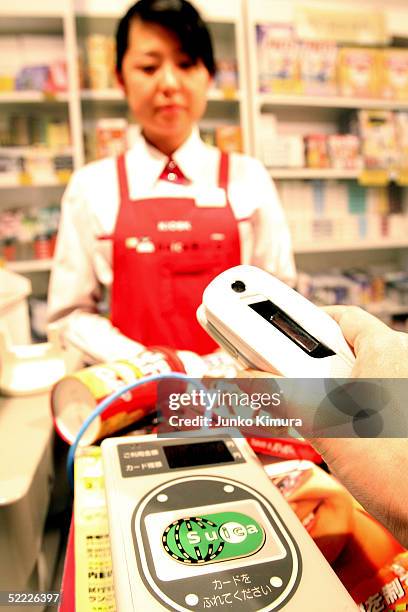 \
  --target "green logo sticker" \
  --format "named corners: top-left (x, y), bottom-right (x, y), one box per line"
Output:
top-left (162, 511), bottom-right (265, 564)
